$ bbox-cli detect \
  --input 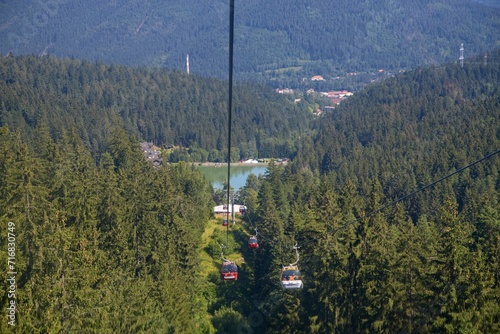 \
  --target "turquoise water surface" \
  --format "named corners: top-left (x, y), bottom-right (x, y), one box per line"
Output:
top-left (196, 165), bottom-right (268, 190)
